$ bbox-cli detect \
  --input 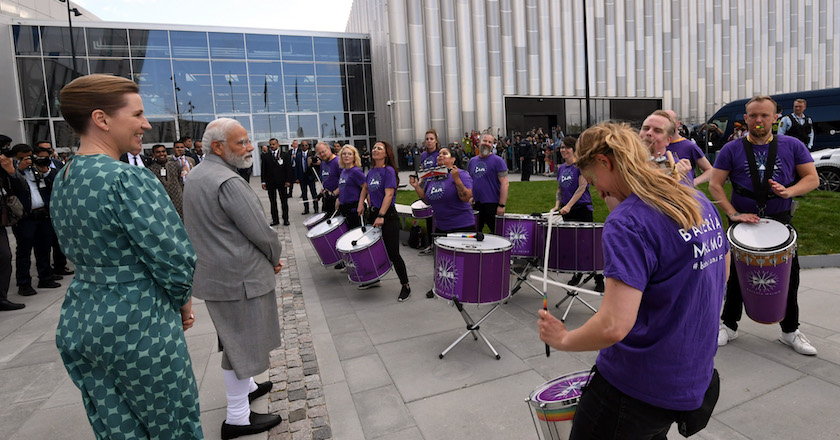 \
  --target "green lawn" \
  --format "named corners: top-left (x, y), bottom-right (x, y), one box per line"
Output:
top-left (396, 182), bottom-right (840, 256)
